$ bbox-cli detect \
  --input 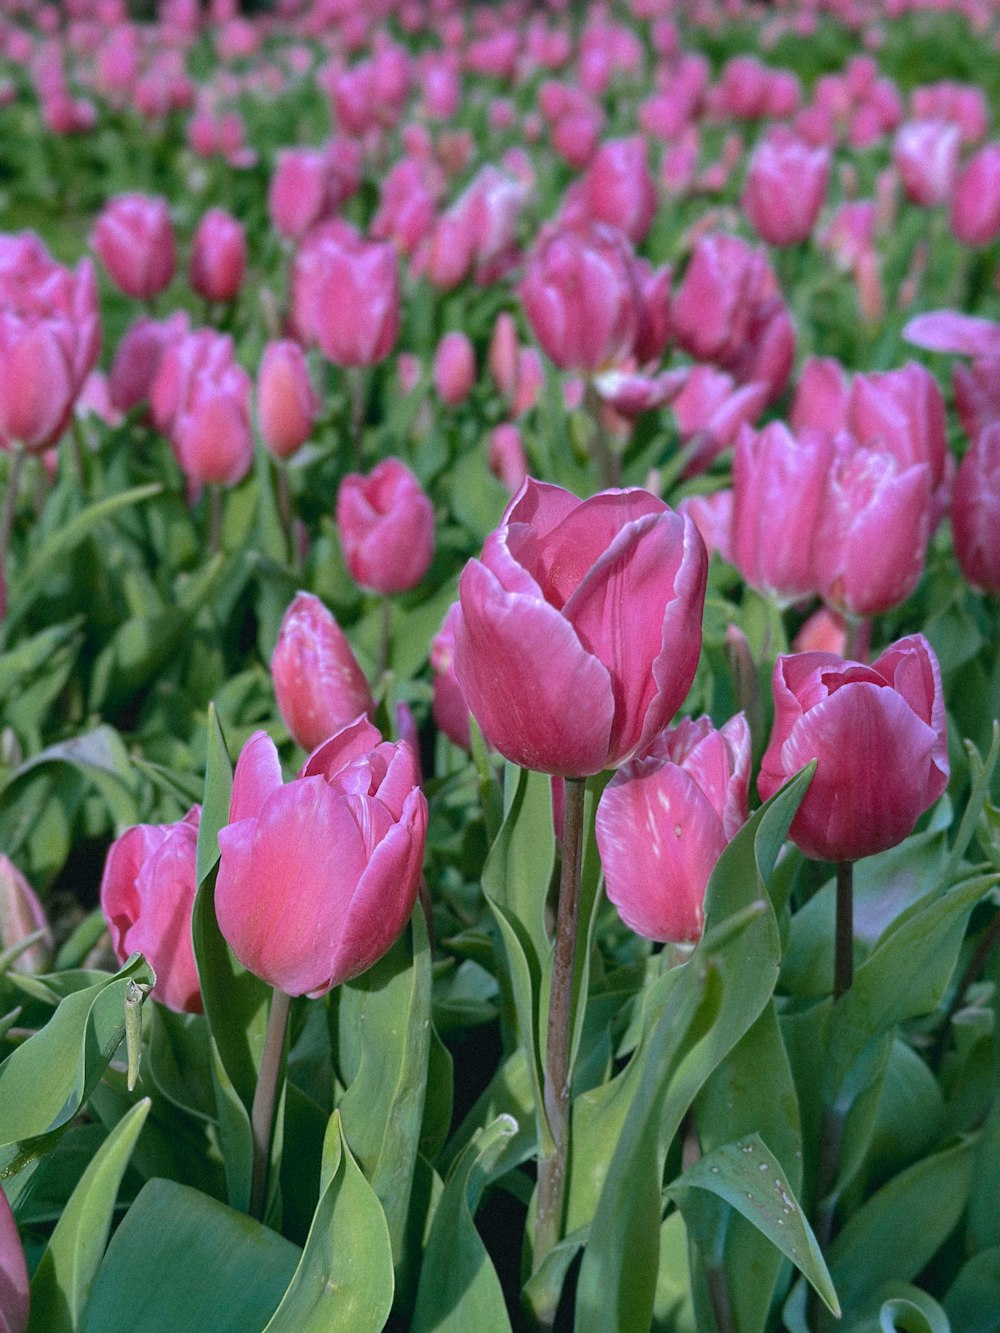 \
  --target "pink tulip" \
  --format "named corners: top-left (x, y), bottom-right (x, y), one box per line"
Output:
top-left (814, 440), bottom-right (932, 617)
top-left (520, 223), bottom-right (639, 373)
top-left (0, 1187), bottom-right (28, 1333)
top-left (581, 136), bottom-right (657, 243)
top-left (742, 134), bottom-right (830, 246)
top-left (848, 363), bottom-right (950, 518)
top-left (0, 319), bottom-right (75, 454)
top-left (671, 366), bottom-right (769, 476)
top-left (433, 331), bottom-right (476, 406)
top-left (0, 855), bottom-right (51, 973)
top-left (91, 193), bottom-right (176, 299)
top-left (951, 422), bottom-right (1000, 593)
top-left (954, 359), bottom-right (1000, 440)
top-left (256, 340), bottom-right (317, 460)
top-left (151, 328), bottom-right (253, 487)
top-left (430, 602), bottom-right (471, 750)
top-left (189, 207), bottom-right (246, 304)
top-left (100, 808), bottom-right (203, 1014)
top-left (453, 479), bottom-right (708, 777)
top-left (267, 145), bottom-right (358, 242)
top-left (336, 458), bottom-right (435, 594)
top-left (677, 490), bottom-right (734, 564)
top-left (732, 422), bottom-right (834, 604)
top-left (271, 592), bottom-right (373, 752)
top-left (215, 720), bottom-right (427, 996)
top-left (488, 311), bottom-right (520, 402)
top-left (759, 636), bottom-right (949, 862)
top-left (950, 143), bottom-right (1000, 246)
top-left (631, 258), bottom-right (672, 366)
top-left (790, 356), bottom-right (851, 434)
top-left (893, 120), bottom-right (961, 207)
top-left (903, 310), bottom-right (1000, 359)
top-left (311, 232), bottom-right (399, 368)
top-left (109, 312), bottom-right (190, 415)
top-left (488, 423), bottom-right (529, 494)
top-left (596, 714), bottom-right (750, 944)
